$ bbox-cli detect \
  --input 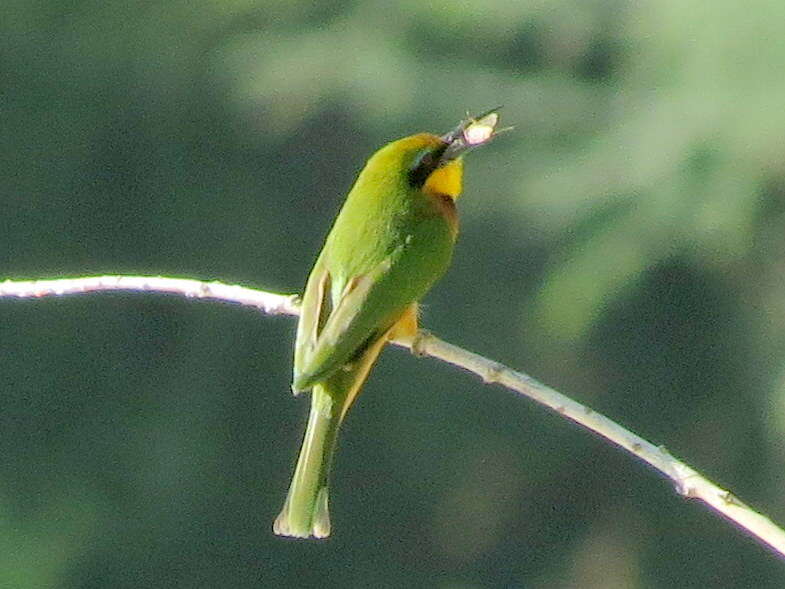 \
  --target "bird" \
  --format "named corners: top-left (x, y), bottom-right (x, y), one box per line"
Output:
top-left (274, 109), bottom-right (502, 539)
